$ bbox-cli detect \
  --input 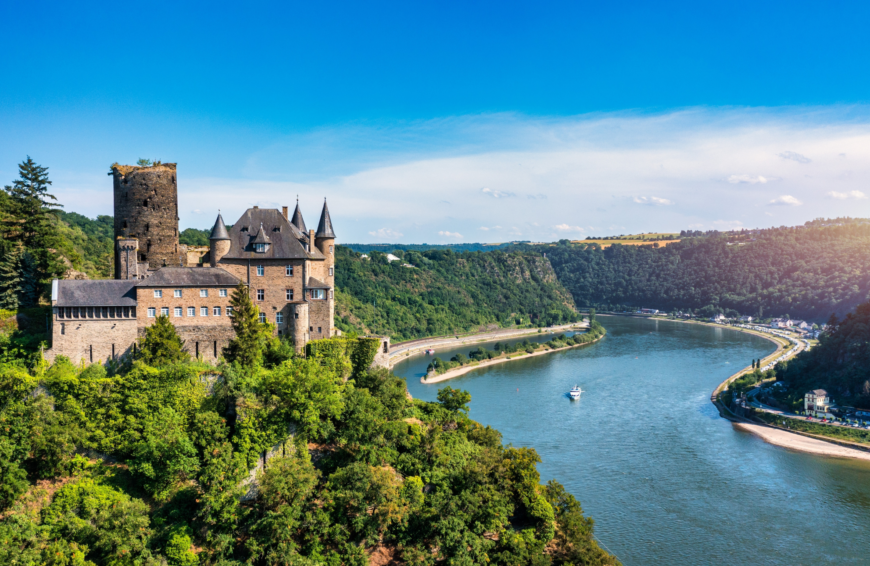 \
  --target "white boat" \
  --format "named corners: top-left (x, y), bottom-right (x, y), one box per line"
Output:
top-left (569, 385), bottom-right (583, 399)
